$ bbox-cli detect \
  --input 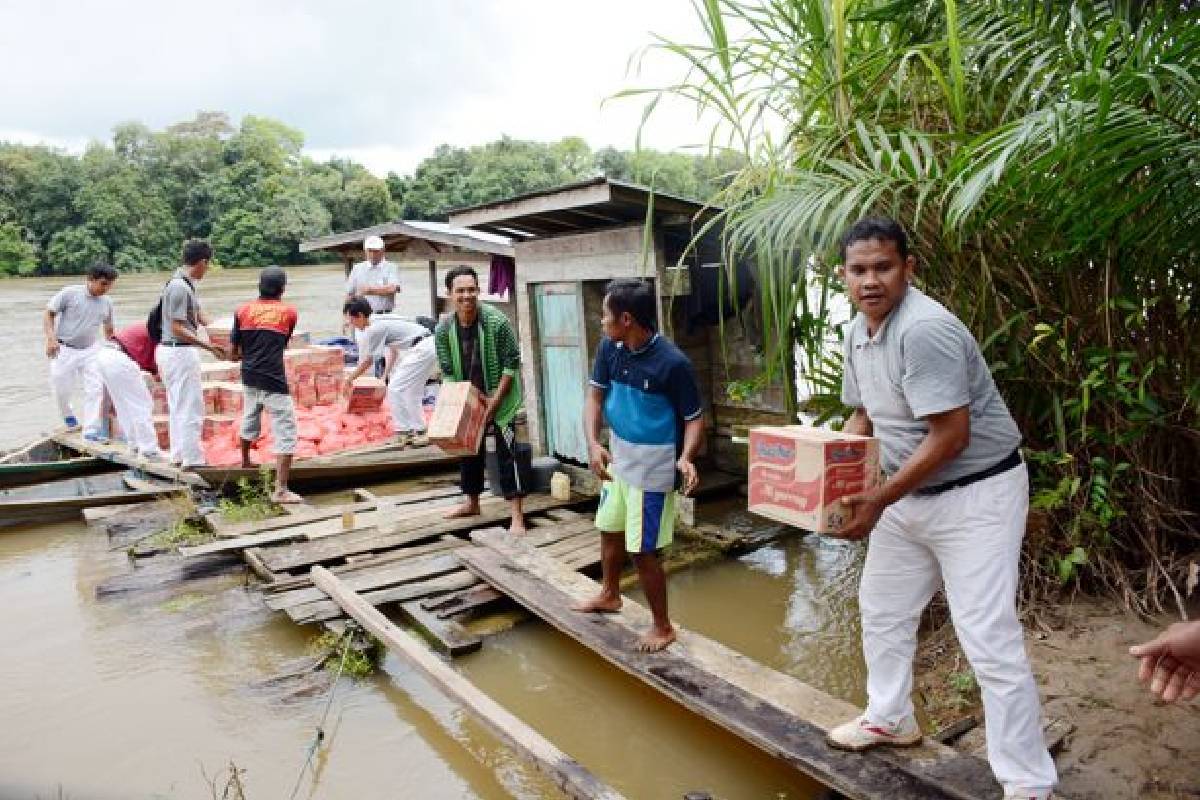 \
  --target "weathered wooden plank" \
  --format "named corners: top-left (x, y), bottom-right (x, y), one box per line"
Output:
top-left (266, 552), bottom-right (462, 612)
top-left (180, 523), bottom-right (378, 558)
top-left (398, 599), bottom-right (482, 656)
top-left (212, 482), bottom-right (463, 539)
top-left (288, 571), bottom-right (479, 625)
top-left (459, 532), bottom-right (1001, 800)
top-left (53, 432), bottom-right (208, 488)
top-left (243, 548), bottom-right (276, 583)
top-left (260, 493), bottom-right (578, 573)
top-left (263, 537), bottom-right (465, 594)
top-left (309, 566), bottom-right (625, 800)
